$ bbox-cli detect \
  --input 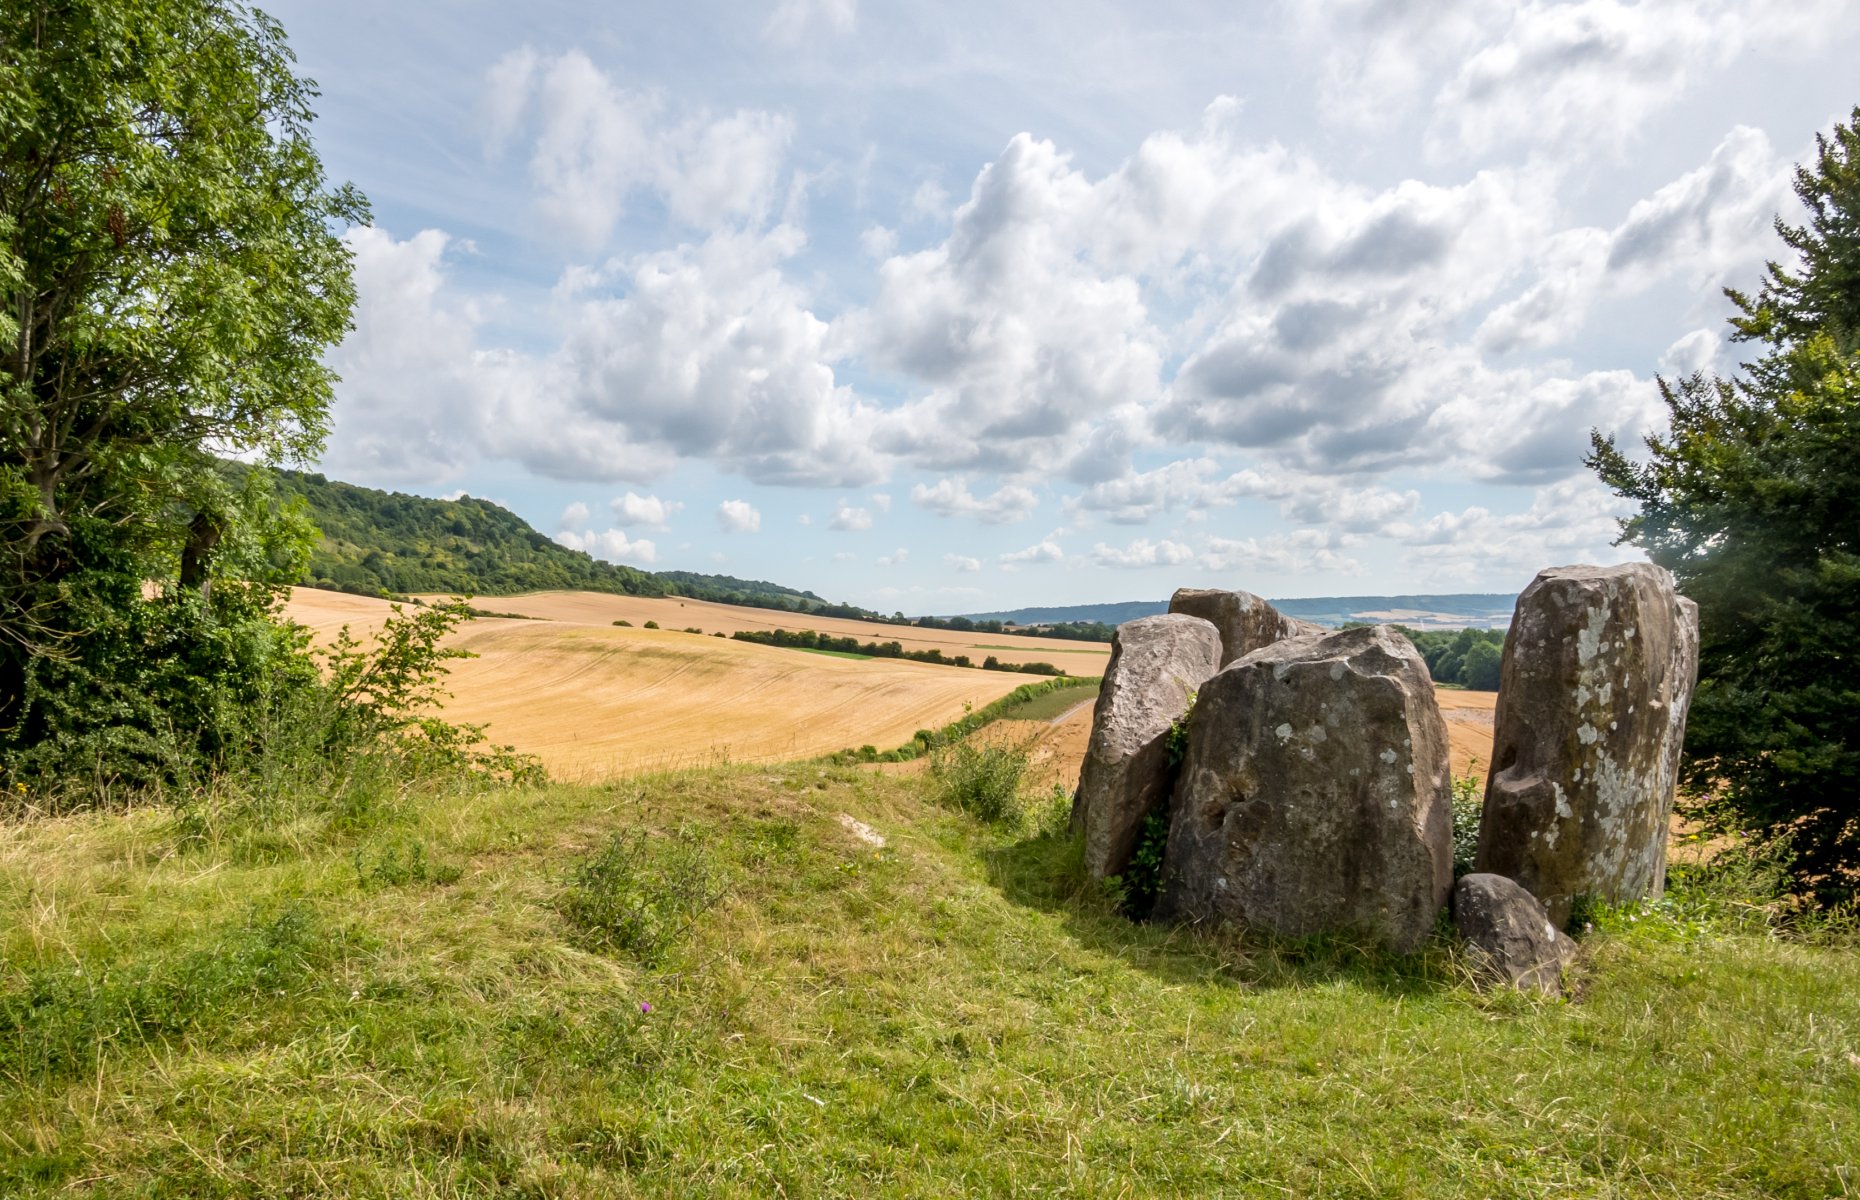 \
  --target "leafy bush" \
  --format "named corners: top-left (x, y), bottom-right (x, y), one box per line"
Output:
top-left (1107, 806), bottom-right (1173, 919)
top-left (613, 620), bottom-right (633, 627)
top-left (559, 829), bottom-right (726, 965)
top-left (1105, 692), bottom-right (1196, 919)
top-left (353, 837), bottom-right (462, 889)
top-left (643, 621), bottom-right (660, 630)
top-left (929, 737), bottom-right (1034, 826)
top-left (1450, 769), bottom-right (1483, 878)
